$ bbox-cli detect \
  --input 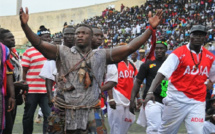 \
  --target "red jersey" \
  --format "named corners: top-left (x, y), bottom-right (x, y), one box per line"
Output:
top-left (158, 45), bottom-right (215, 103)
top-left (115, 61), bottom-right (137, 100)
